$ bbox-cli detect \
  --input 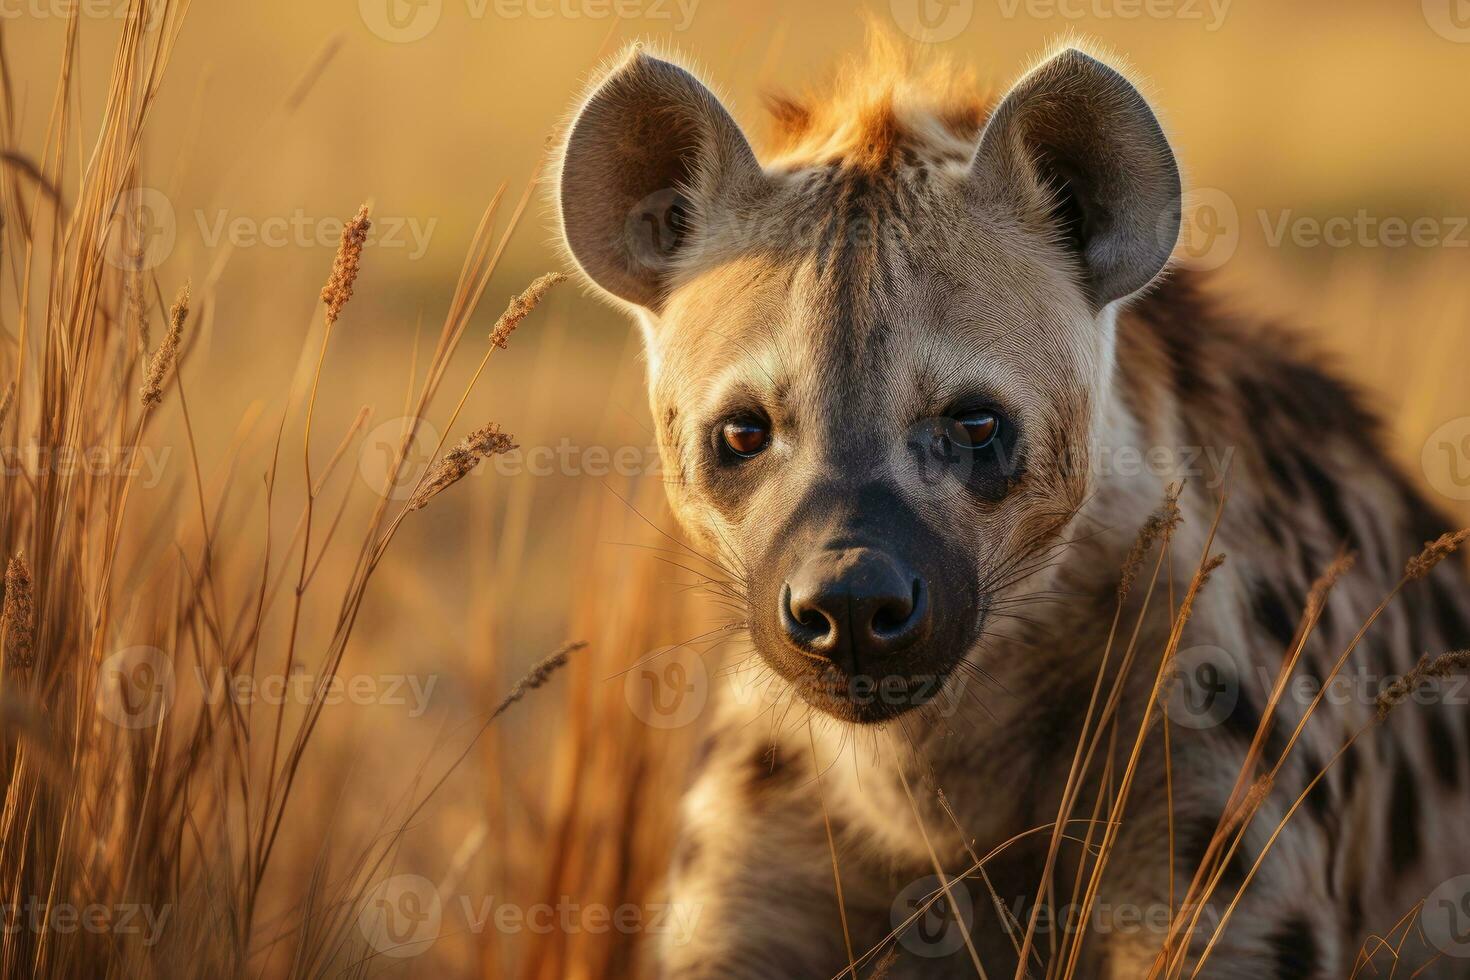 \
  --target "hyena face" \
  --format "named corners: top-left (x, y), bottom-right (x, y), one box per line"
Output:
top-left (558, 43), bottom-right (1181, 723)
